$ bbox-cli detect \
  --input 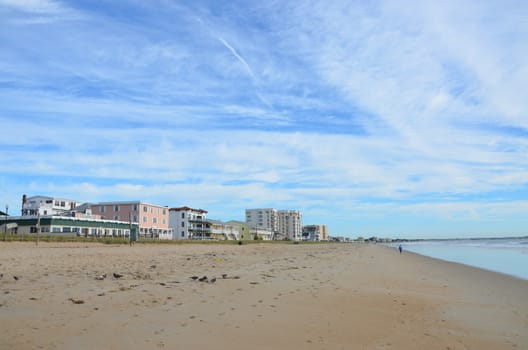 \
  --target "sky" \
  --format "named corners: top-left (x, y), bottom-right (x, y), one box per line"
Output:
top-left (1, 0), bottom-right (527, 239)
